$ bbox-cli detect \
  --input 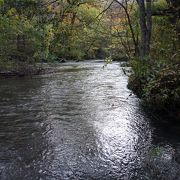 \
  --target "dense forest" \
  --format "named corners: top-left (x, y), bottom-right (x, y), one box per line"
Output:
top-left (0, 0), bottom-right (179, 119)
